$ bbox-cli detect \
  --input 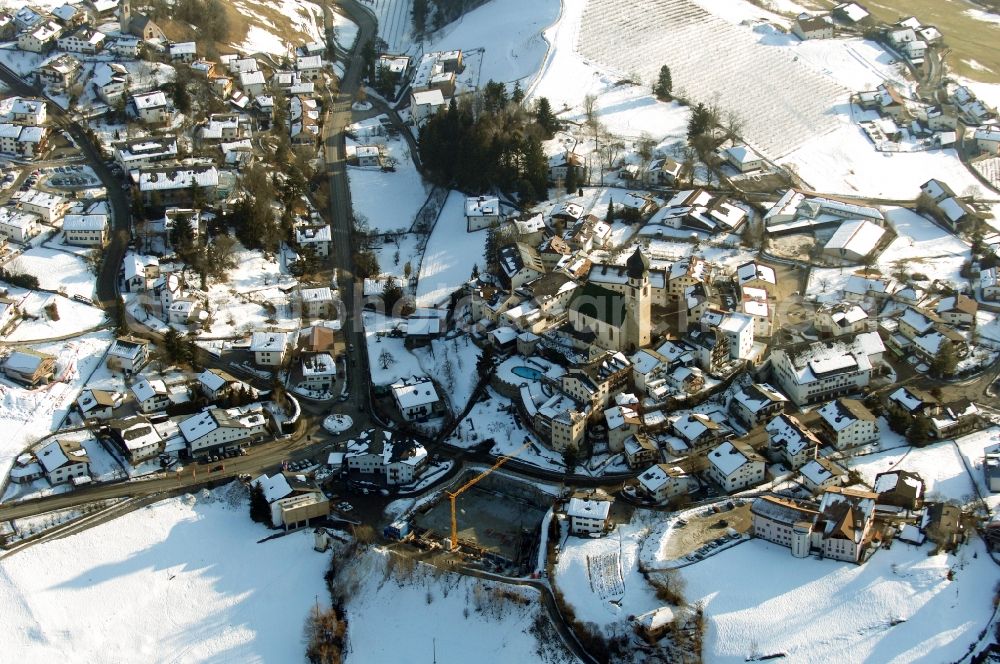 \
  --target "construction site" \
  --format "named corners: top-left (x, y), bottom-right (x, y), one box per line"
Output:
top-left (409, 470), bottom-right (554, 571)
